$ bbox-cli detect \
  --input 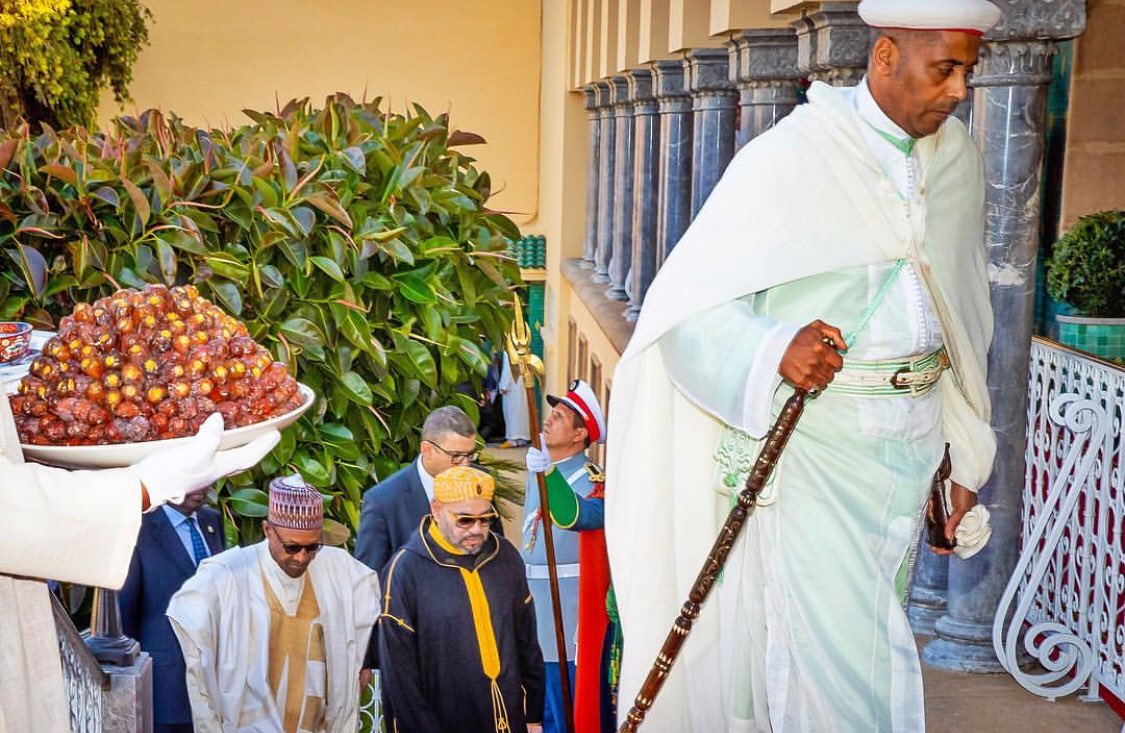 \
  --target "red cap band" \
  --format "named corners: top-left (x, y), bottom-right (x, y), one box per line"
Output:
top-left (565, 390), bottom-right (601, 443)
